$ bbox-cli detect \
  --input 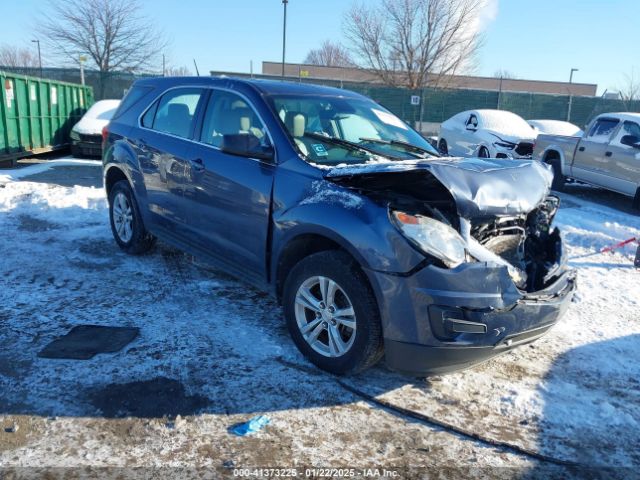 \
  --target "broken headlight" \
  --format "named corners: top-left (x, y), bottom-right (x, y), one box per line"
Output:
top-left (391, 211), bottom-right (466, 268)
top-left (494, 141), bottom-right (515, 149)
